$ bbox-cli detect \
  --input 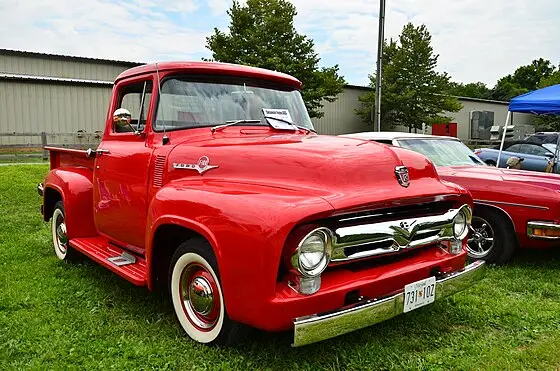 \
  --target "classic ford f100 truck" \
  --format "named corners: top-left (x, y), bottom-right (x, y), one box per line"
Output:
top-left (38, 61), bottom-right (485, 347)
